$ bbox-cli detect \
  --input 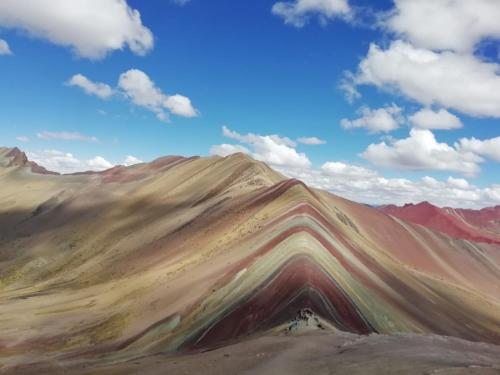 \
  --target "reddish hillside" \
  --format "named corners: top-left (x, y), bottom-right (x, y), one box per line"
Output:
top-left (380, 202), bottom-right (500, 244)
